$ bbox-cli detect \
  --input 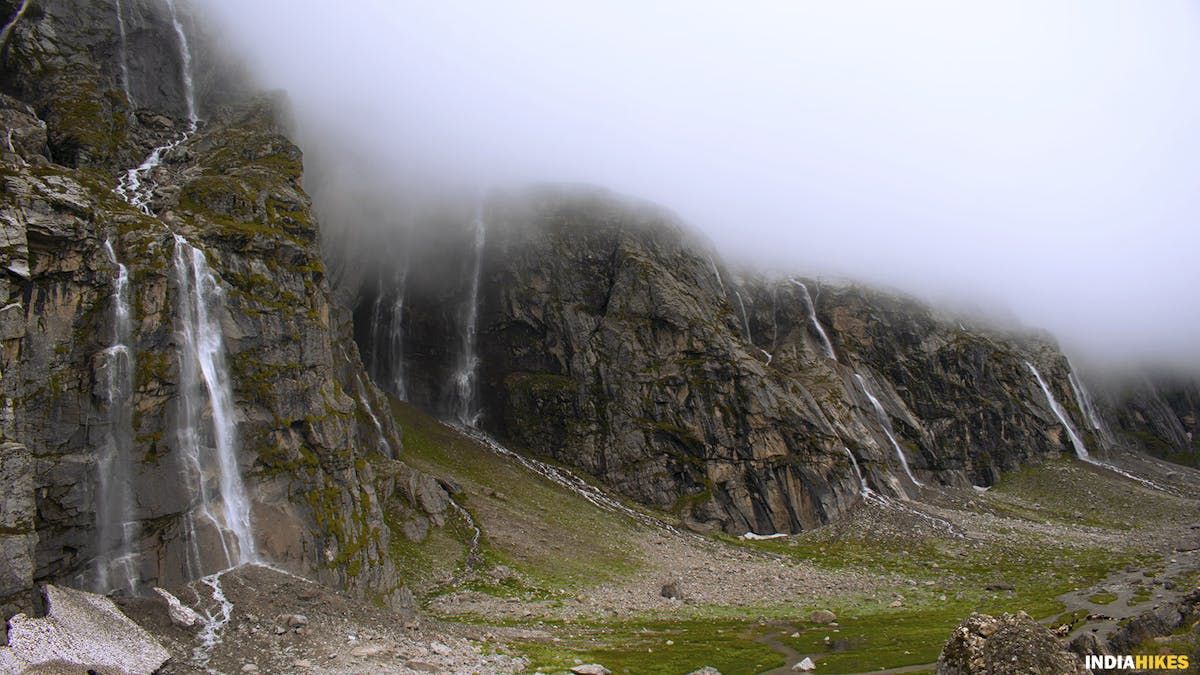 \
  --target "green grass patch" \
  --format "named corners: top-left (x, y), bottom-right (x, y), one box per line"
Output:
top-left (1088, 592), bottom-right (1118, 605)
top-left (517, 619), bottom-right (785, 675)
top-left (389, 401), bottom-right (641, 593)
